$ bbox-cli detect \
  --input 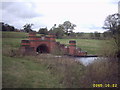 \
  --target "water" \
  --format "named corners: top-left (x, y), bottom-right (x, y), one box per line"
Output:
top-left (75, 57), bottom-right (98, 66)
